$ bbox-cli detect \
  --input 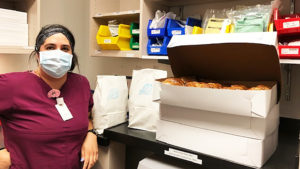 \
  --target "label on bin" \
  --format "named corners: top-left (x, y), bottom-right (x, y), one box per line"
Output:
top-left (132, 45), bottom-right (139, 48)
top-left (132, 29), bottom-right (140, 34)
top-left (126, 53), bottom-right (135, 57)
top-left (151, 48), bottom-right (160, 53)
top-left (104, 39), bottom-right (111, 43)
top-left (172, 30), bottom-right (182, 35)
top-left (282, 48), bottom-right (299, 55)
top-left (283, 21), bottom-right (300, 28)
top-left (164, 148), bottom-right (202, 165)
top-left (151, 30), bottom-right (160, 34)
